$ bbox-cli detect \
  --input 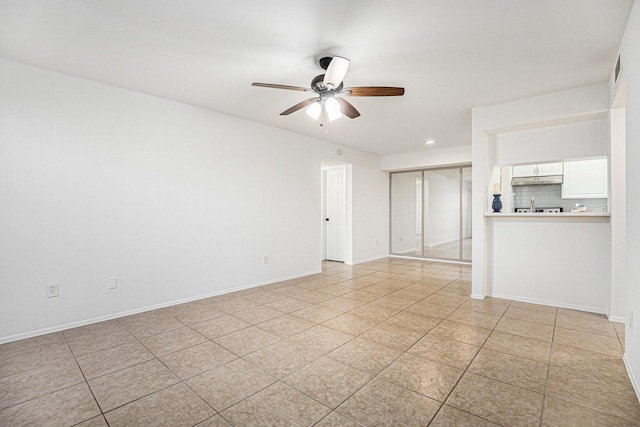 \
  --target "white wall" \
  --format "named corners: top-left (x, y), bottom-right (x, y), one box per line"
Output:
top-left (619, 1), bottom-right (640, 400)
top-left (319, 147), bottom-right (390, 265)
top-left (489, 217), bottom-right (611, 313)
top-left (472, 82), bottom-right (611, 299)
top-left (380, 145), bottom-right (471, 171)
top-left (610, 108), bottom-right (626, 321)
top-left (0, 58), bottom-right (388, 341)
top-left (346, 152), bottom-right (389, 264)
top-left (490, 118), bottom-right (608, 166)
